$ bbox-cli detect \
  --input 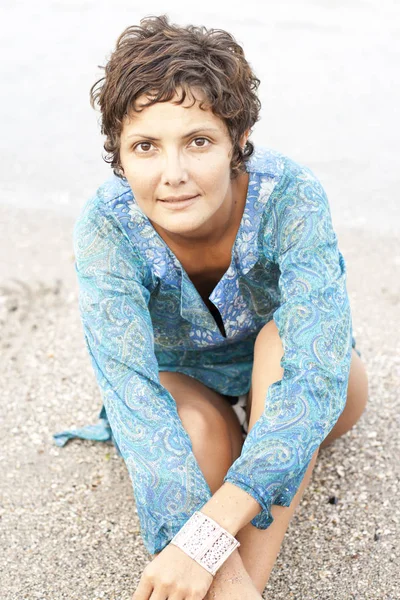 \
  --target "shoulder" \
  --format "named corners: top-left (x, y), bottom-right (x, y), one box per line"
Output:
top-left (74, 173), bottom-right (128, 227)
top-left (249, 147), bottom-right (330, 224)
top-left (75, 174), bottom-right (134, 227)
top-left (74, 176), bottom-right (166, 286)
top-left (248, 146), bottom-right (326, 196)
top-left (251, 148), bottom-right (333, 257)
top-left (73, 175), bottom-right (148, 267)
top-left (74, 172), bottom-right (152, 245)
top-left (246, 146), bottom-right (287, 178)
